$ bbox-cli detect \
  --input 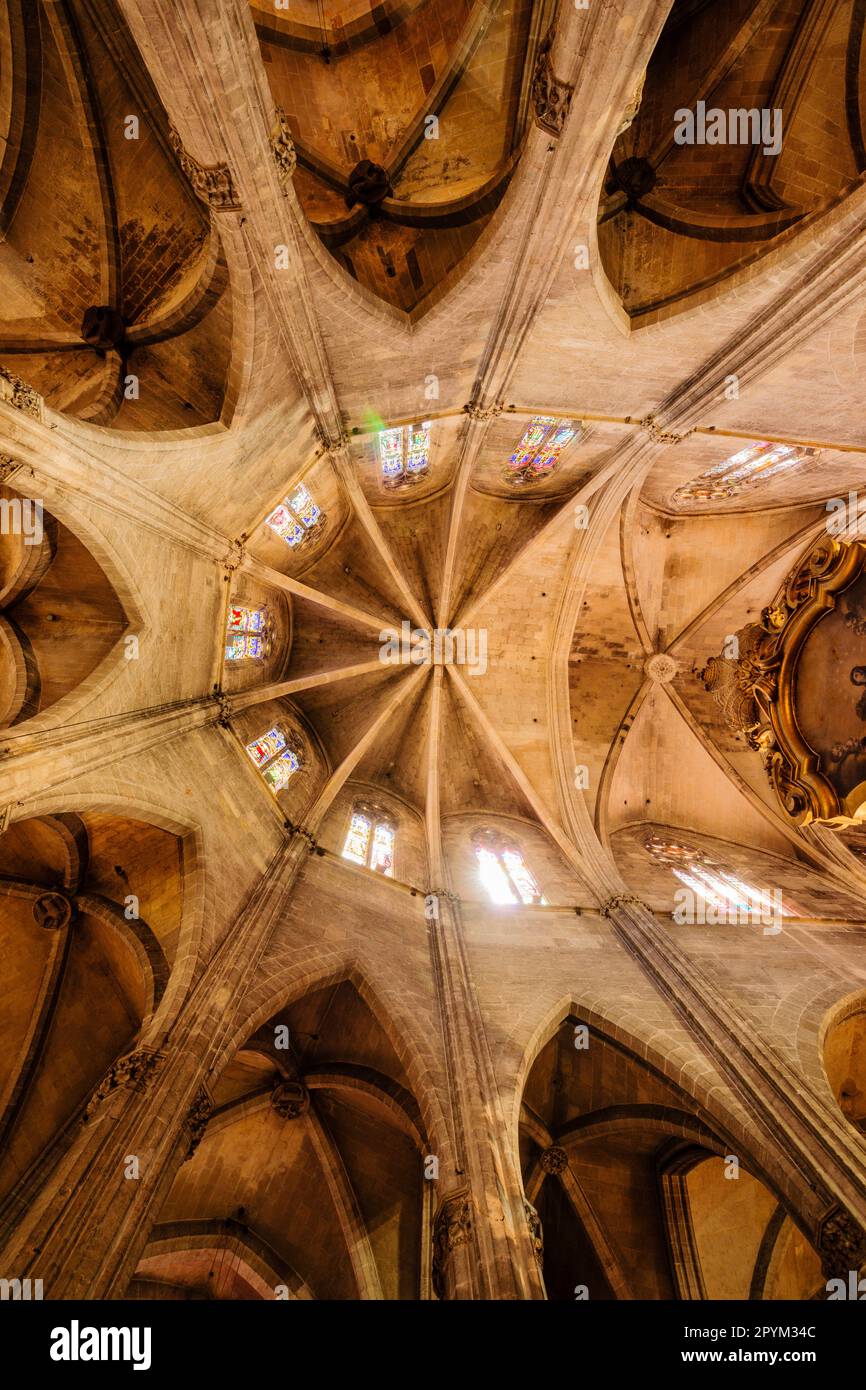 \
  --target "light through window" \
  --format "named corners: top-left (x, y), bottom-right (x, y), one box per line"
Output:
top-left (342, 803), bottom-right (395, 876)
top-left (644, 834), bottom-right (794, 918)
top-left (473, 829), bottom-right (545, 904)
top-left (265, 483), bottom-right (323, 547)
top-left (673, 442), bottom-right (819, 504)
top-left (378, 422), bottom-right (431, 488)
top-left (505, 416), bottom-right (578, 486)
top-left (245, 727), bottom-right (302, 793)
